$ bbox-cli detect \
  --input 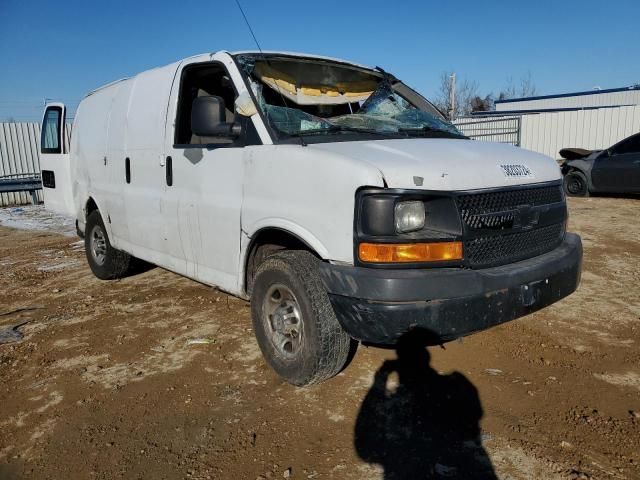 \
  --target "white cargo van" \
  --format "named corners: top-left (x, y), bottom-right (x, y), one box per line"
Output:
top-left (40, 51), bottom-right (582, 385)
